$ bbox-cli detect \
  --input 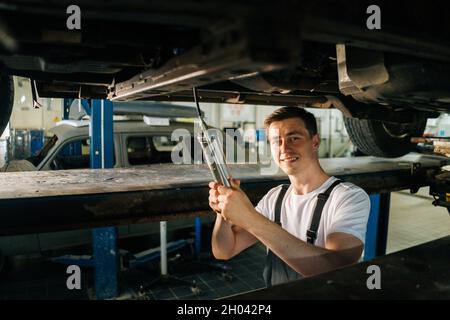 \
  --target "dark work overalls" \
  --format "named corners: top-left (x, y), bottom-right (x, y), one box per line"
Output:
top-left (263, 180), bottom-right (342, 287)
